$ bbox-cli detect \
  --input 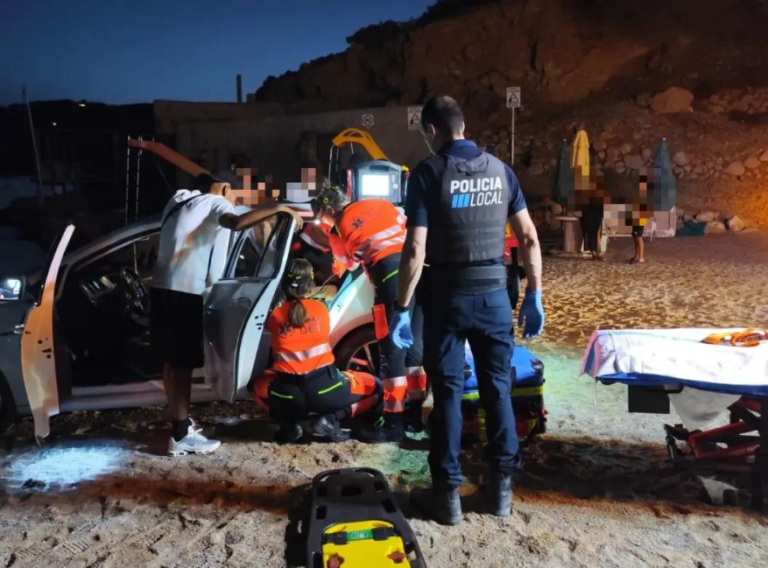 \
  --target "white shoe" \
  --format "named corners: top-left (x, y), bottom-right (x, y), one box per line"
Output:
top-left (168, 423), bottom-right (221, 456)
